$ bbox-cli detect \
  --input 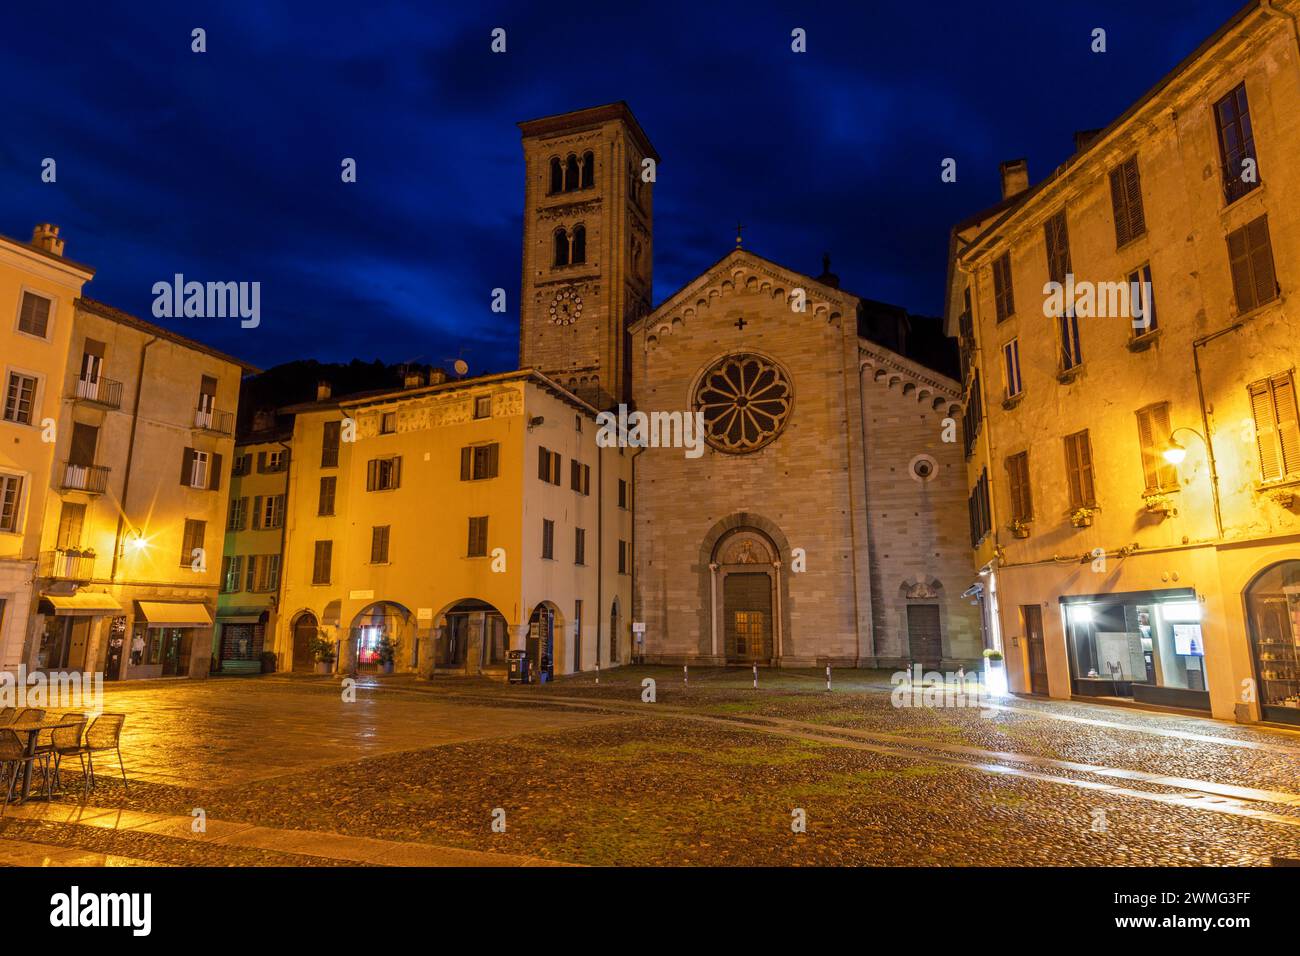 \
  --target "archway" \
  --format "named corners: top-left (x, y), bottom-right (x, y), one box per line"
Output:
top-left (291, 611), bottom-right (319, 673)
top-left (432, 599), bottom-right (509, 673)
top-left (711, 528), bottom-right (779, 663)
top-left (349, 602), bottom-right (413, 673)
top-left (1244, 560), bottom-right (1300, 726)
